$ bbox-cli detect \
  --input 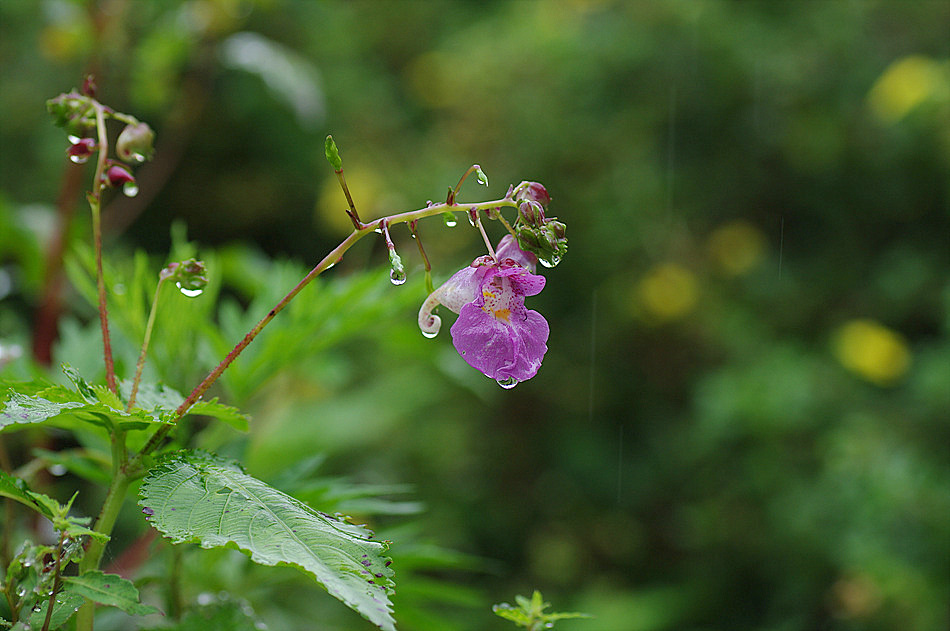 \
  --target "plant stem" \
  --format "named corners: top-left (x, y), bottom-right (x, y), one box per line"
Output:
top-left (41, 531), bottom-right (67, 631)
top-left (90, 101), bottom-right (118, 394)
top-left (127, 280), bottom-right (165, 411)
top-left (476, 215), bottom-right (497, 259)
top-left (135, 196), bottom-right (518, 457)
top-left (76, 430), bottom-right (129, 631)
